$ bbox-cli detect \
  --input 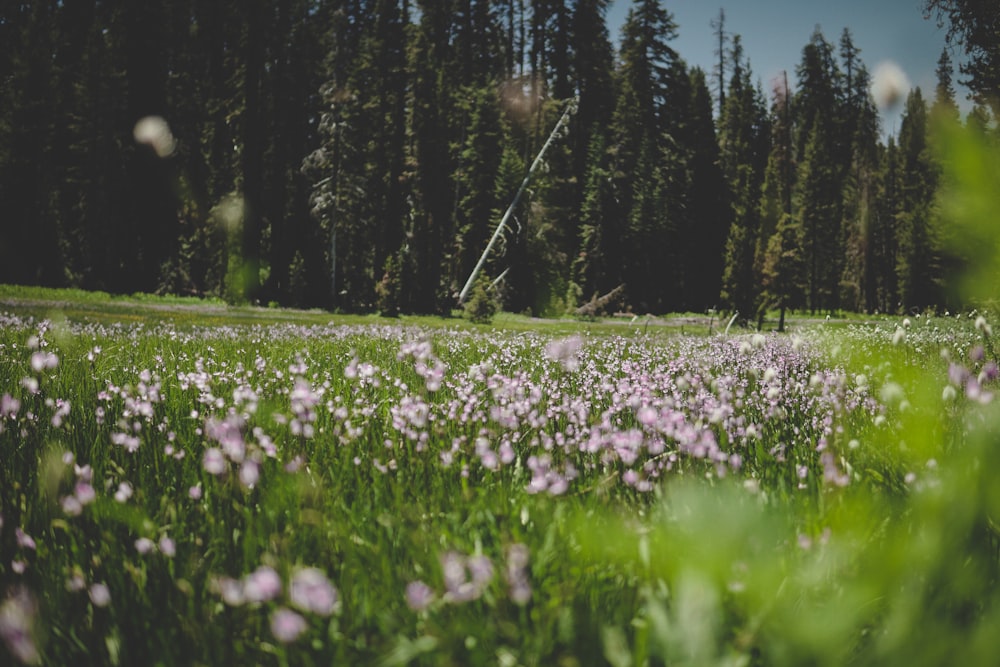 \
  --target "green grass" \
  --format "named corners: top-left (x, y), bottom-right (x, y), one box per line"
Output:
top-left (2, 289), bottom-right (1000, 665)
